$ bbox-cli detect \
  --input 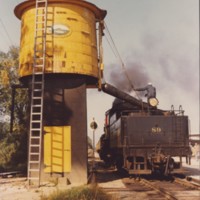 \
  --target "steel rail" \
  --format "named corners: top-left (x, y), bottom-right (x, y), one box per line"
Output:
top-left (140, 178), bottom-right (178, 200)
